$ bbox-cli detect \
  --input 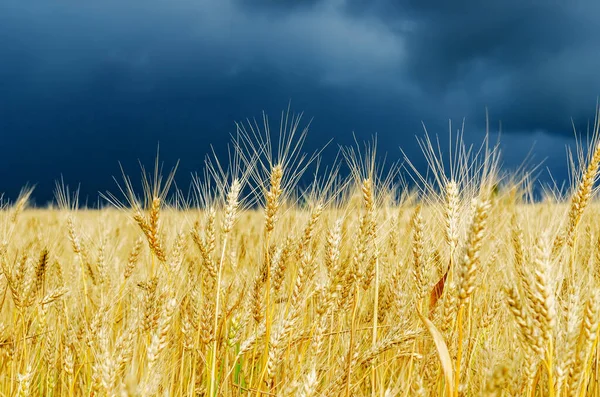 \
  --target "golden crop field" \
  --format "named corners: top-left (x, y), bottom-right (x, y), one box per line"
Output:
top-left (1, 115), bottom-right (600, 397)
